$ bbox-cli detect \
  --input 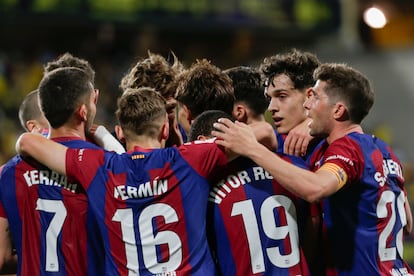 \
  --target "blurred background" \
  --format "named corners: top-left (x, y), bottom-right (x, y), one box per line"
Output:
top-left (1, 0), bottom-right (414, 263)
